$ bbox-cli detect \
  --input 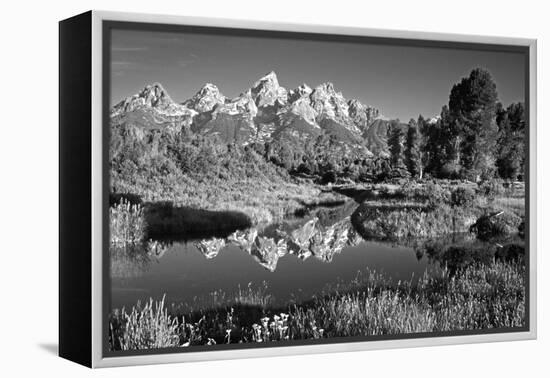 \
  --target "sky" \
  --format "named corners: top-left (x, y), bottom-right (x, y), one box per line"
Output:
top-left (110, 28), bottom-right (526, 121)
